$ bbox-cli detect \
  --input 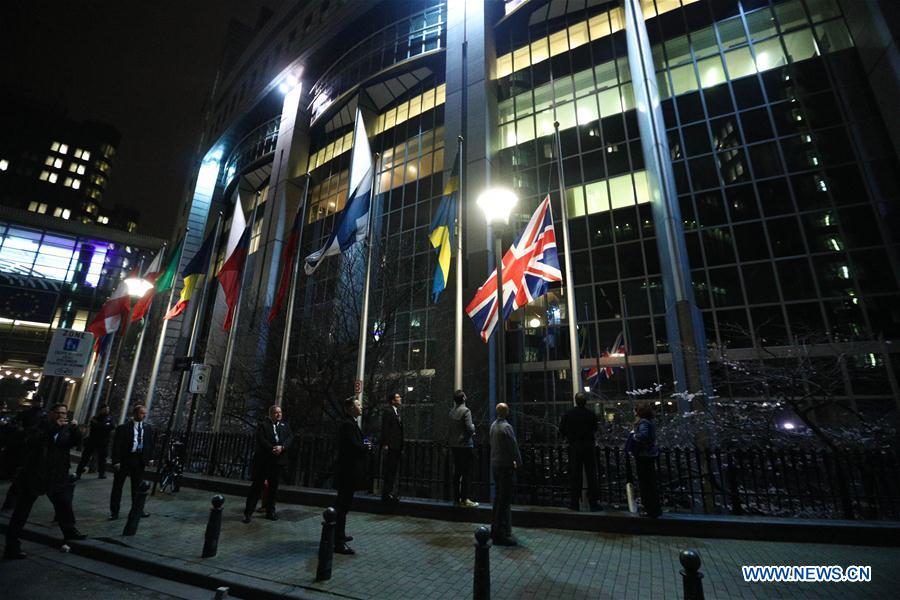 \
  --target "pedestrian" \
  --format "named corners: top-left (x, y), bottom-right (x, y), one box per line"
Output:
top-left (3, 403), bottom-right (86, 559)
top-left (379, 392), bottom-right (403, 503)
top-left (243, 405), bottom-right (293, 523)
top-left (0, 404), bottom-right (44, 513)
top-left (76, 404), bottom-right (114, 479)
top-left (628, 402), bottom-right (661, 518)
top-left (559, 392), bottom-right (600, 511)
top-left (489, 402), bottom-right (521, 546)
top-left (448, 389), bottom-right (478, 508)
top-left (334, 397), bottom-right (368, 555)
top-left (108, 404), bottom-right (154, 520)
